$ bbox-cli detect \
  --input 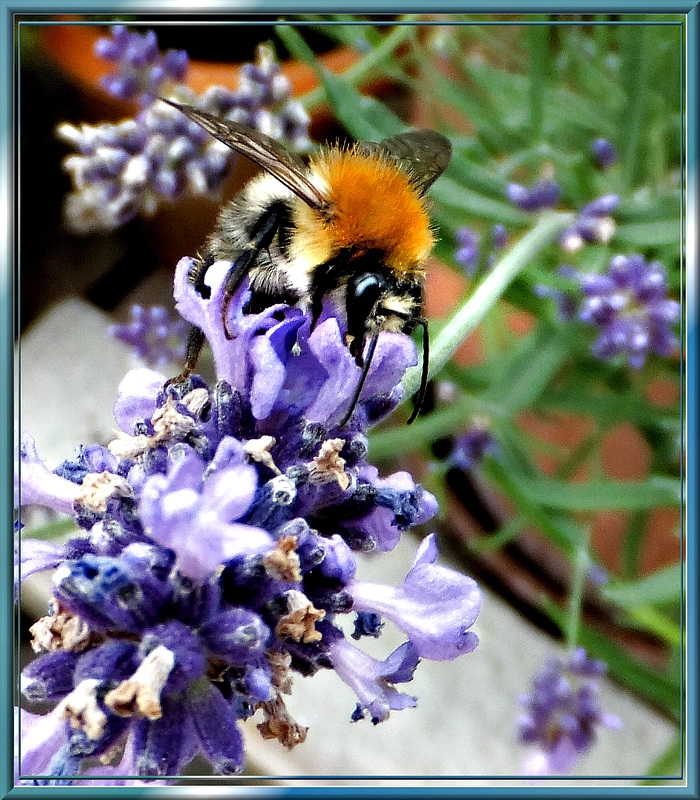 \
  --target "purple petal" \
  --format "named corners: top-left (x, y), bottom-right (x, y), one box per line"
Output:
top-left (15, 428), bottom-right (79, 514)
top-left (113, 367), bottom-right (167, 433)
top-left (17, 706), bottom-right (69, 779)
top-left (15, 538), bottom-right (64, 601)
top-left (326, 637), bottom-right (418, 723)
top-left (349, 533), bottom-right (482, 660)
